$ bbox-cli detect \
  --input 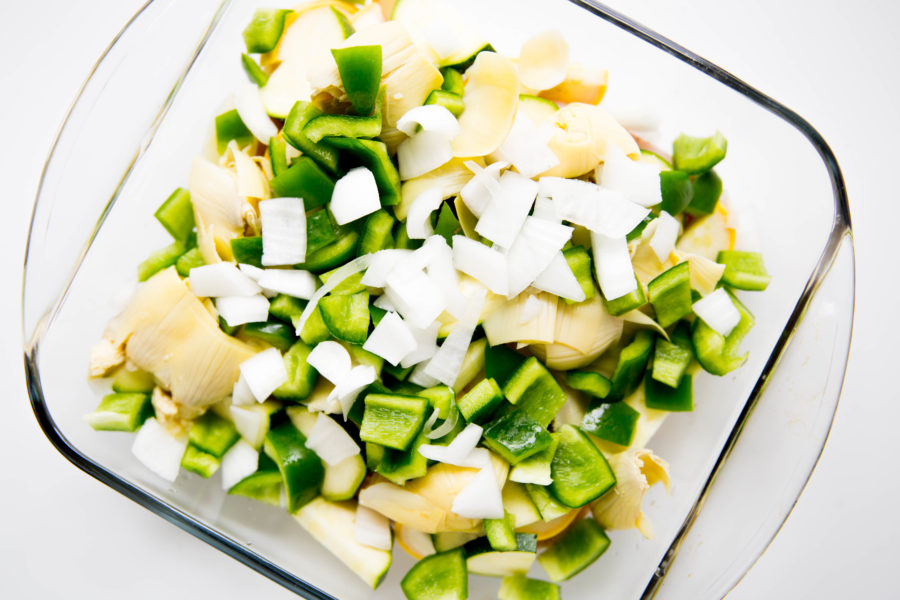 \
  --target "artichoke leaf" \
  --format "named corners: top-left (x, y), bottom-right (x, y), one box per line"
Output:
top-left (591, 447), bottom-right (670, 538)
top-left (451, 52), bottom-right (519, 158)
